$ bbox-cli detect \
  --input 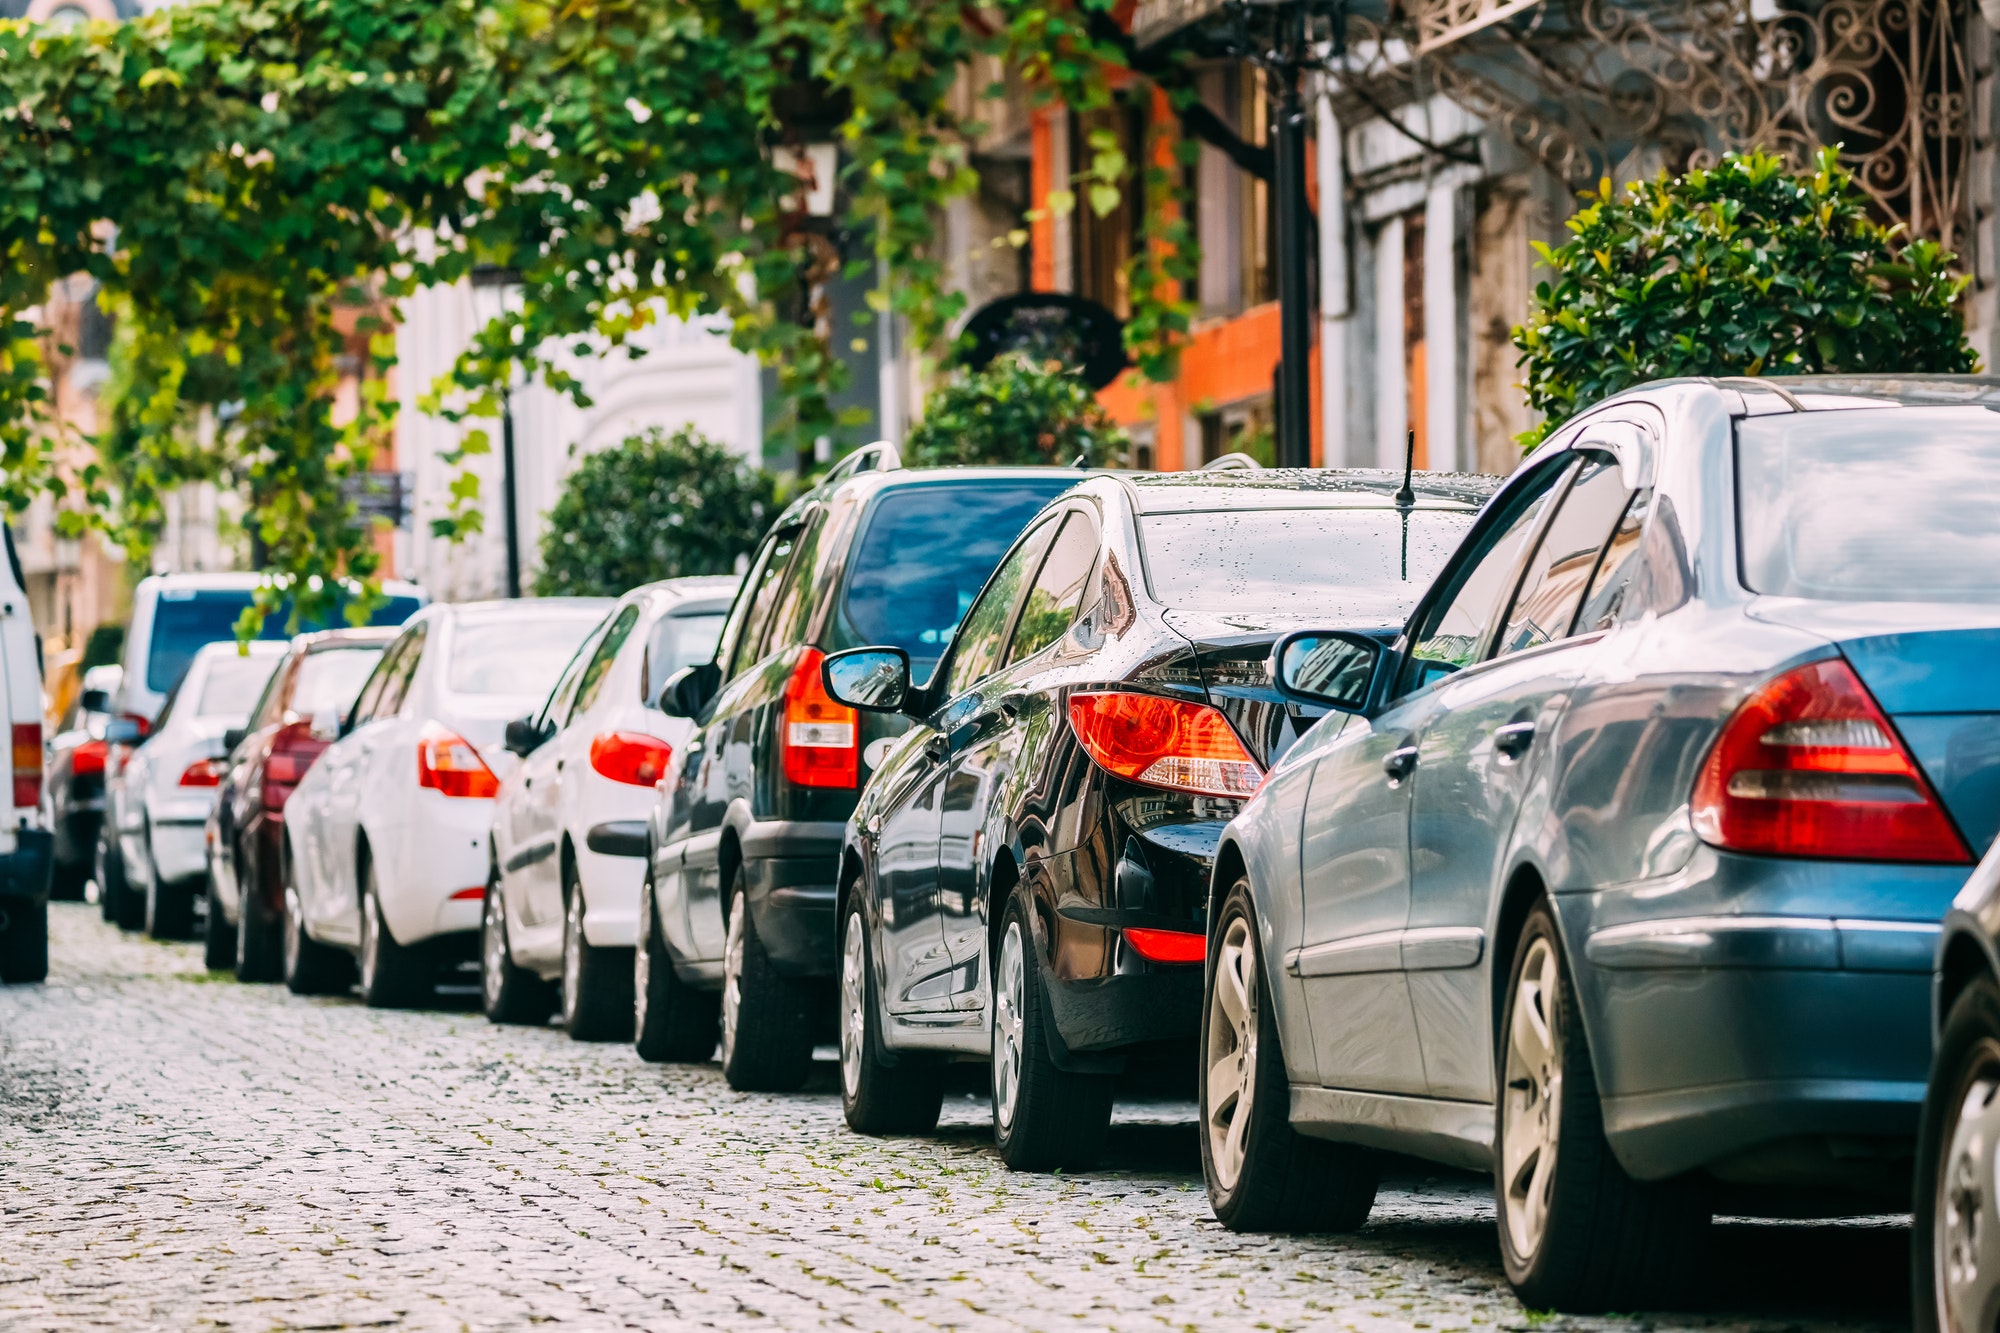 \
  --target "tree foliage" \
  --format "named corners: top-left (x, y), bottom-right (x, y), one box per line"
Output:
top-left (903, 353), bottom-right (1128, 467)
top-left (1514, 147), bottom-right (1977, 444)
top-left (533, 426), bottom-right (778, 599)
